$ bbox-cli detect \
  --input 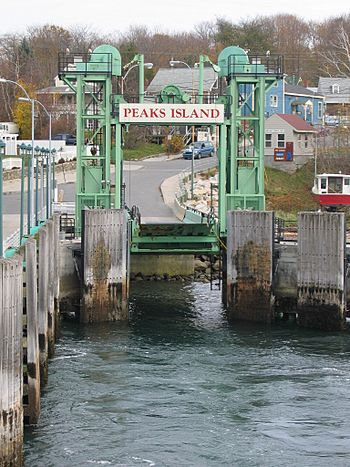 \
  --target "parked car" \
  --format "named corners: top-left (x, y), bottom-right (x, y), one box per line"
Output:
top-left (52, 133), bottom-right (76, 145)
top-left (183, 141), bottom-right (215, 159)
